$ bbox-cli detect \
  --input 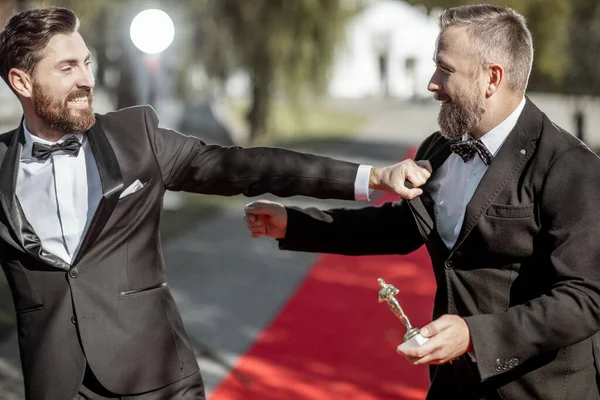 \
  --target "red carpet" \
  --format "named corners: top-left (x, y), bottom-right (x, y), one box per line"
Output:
top-left (212, 150), bottom-right (436, 399)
